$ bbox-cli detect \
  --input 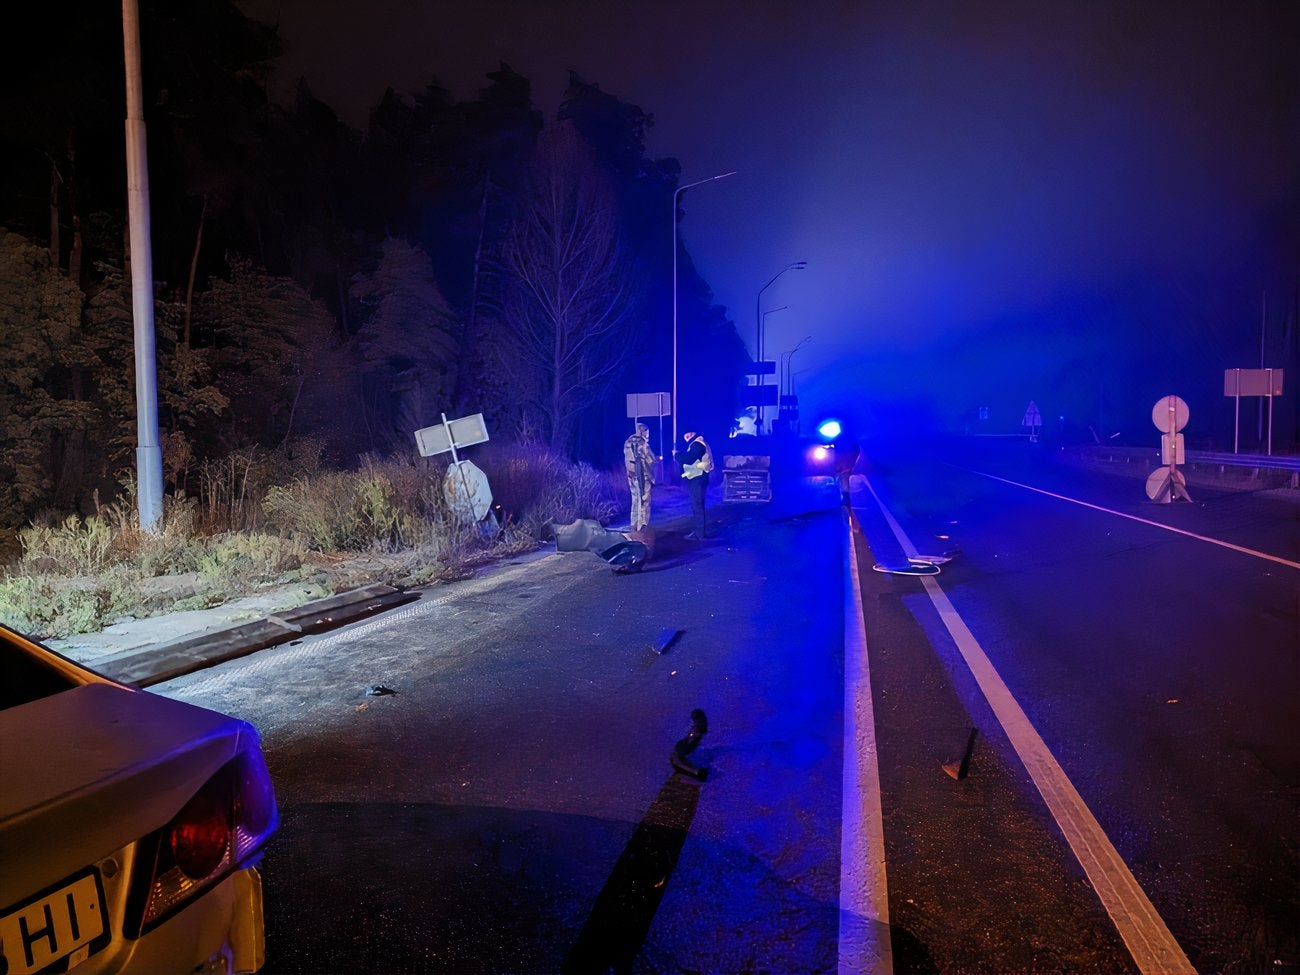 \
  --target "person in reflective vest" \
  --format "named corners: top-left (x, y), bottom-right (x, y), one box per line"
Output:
top-left (623, 422), bottom-right (657, 531)
top-left (675, 430), bottom-right (714, 539)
